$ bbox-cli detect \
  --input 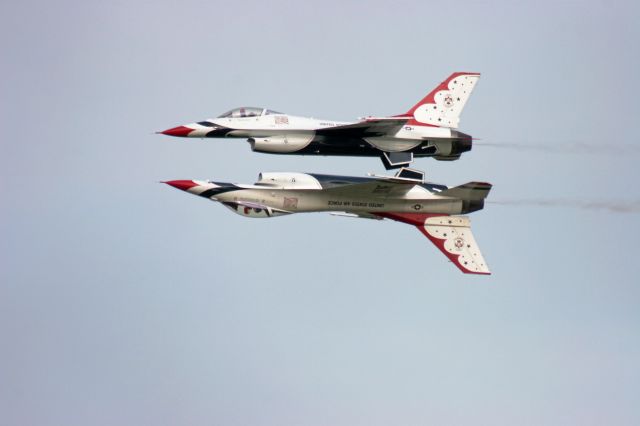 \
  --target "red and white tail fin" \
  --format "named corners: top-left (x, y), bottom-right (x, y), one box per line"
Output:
top-left (404, 72), bottom-right (480, 129)
top-left (376, 212), bottom-right (490, 275)
top-left (418, 215), bottom-right (490, 275)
